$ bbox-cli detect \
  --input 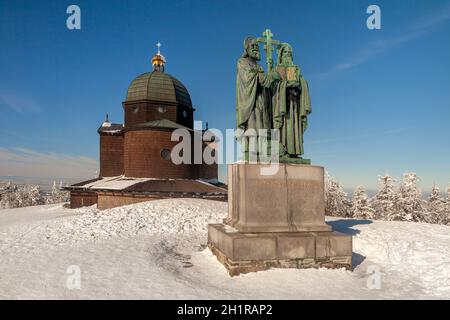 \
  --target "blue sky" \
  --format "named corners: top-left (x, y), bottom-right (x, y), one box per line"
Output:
top-left (0, 0), bottom-right (449, 191)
